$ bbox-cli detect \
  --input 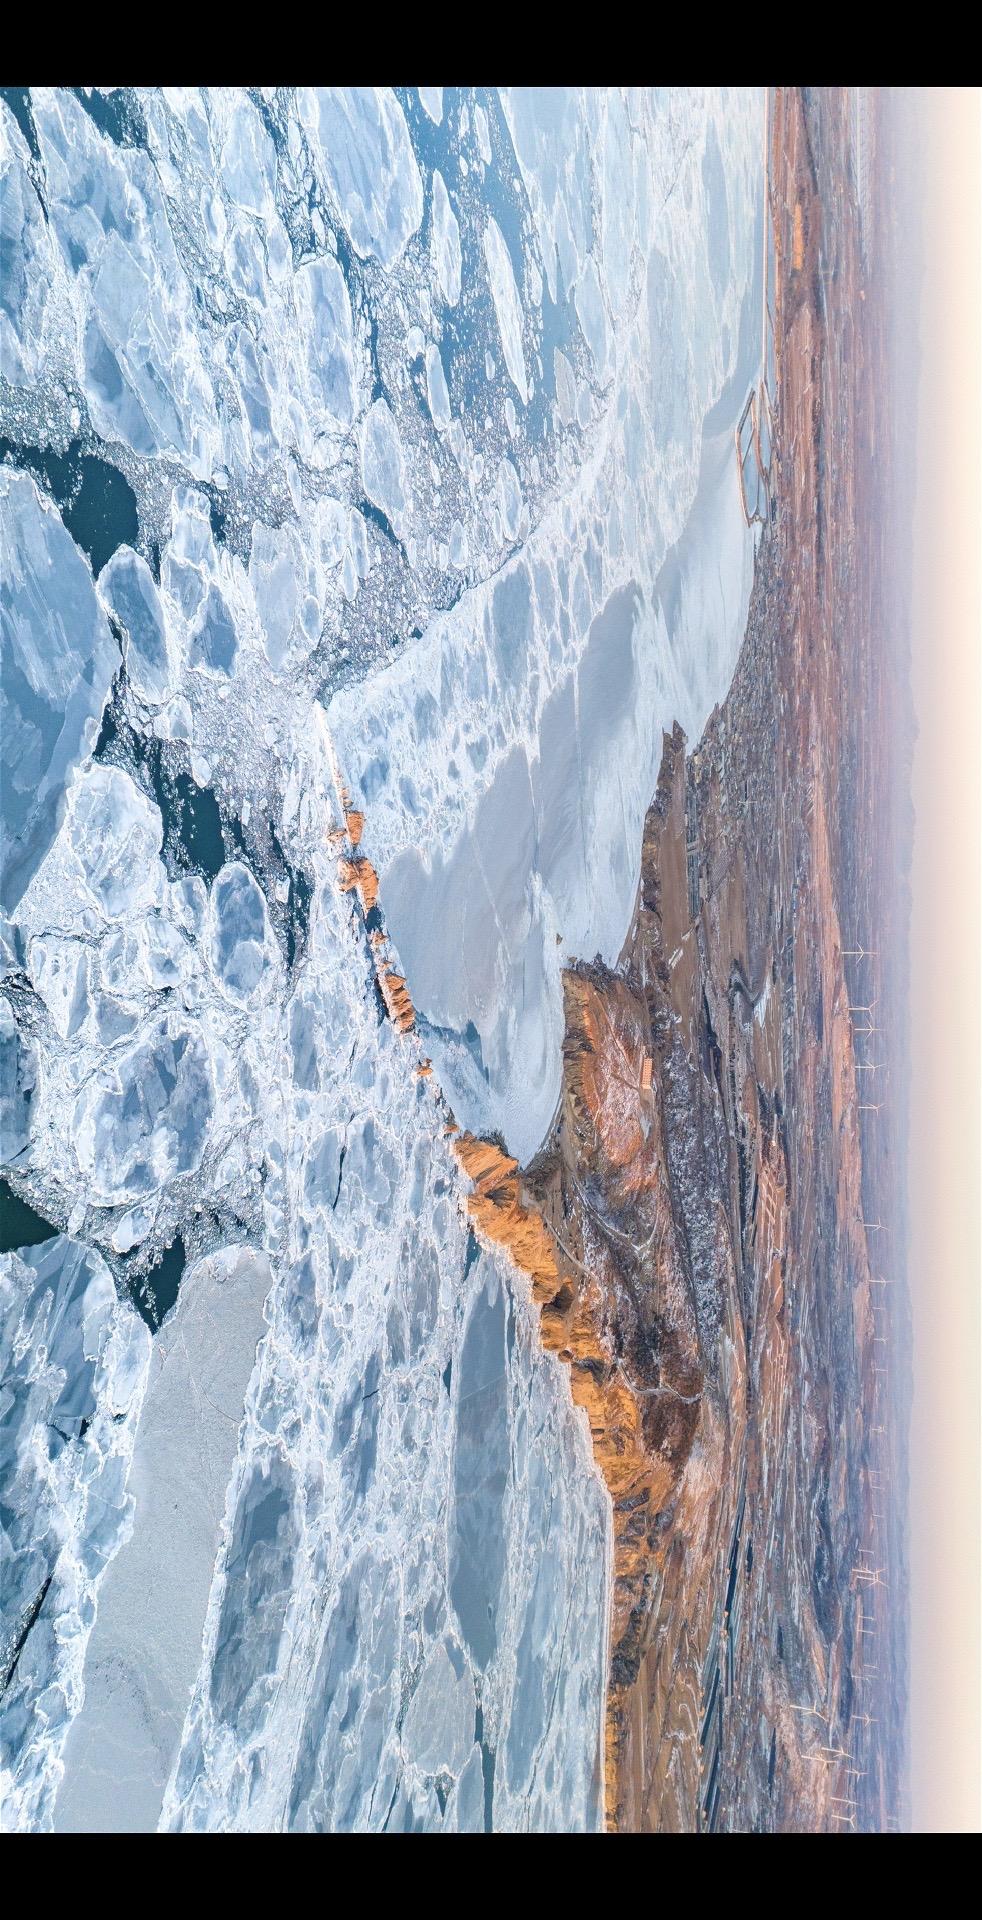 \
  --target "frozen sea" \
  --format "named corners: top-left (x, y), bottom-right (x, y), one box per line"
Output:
top-left (0, 86), bottom-right (762, 1831)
